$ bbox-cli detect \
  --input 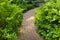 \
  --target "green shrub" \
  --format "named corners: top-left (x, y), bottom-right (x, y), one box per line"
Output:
top-left (35, 0), bottom-right (60, 40)
top-left (11, 0), bottom-right (39, 10)
top-left (11, 0), bottom-right (38, 5)
top-left (0, 1), bottom-right (23, 40)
